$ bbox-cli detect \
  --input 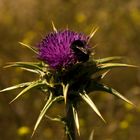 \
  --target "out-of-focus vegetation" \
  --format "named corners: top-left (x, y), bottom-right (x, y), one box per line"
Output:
top-left (0, 0), bottom-right (140, 140)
